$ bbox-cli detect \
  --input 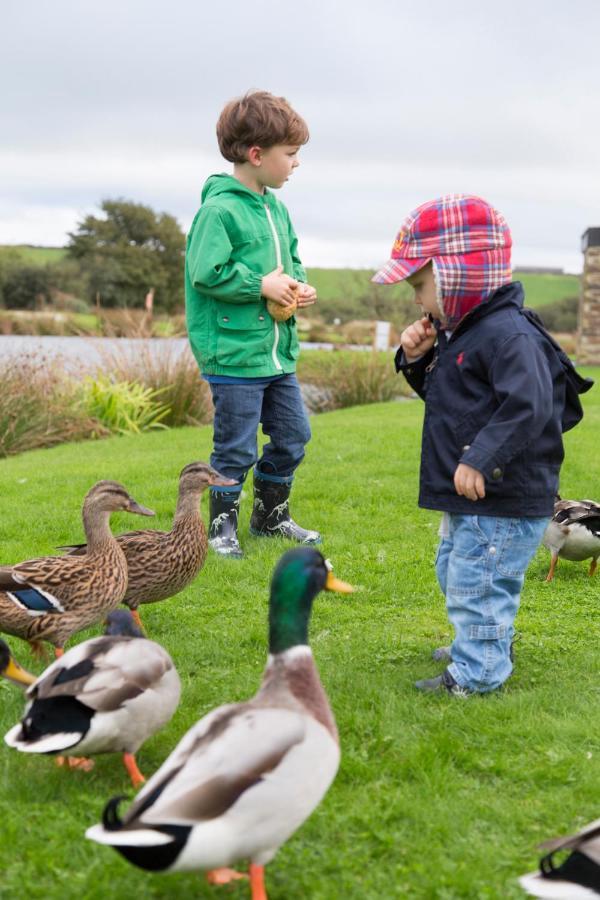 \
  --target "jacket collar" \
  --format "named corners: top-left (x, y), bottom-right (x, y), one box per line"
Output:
top-left (436, 281), bottom-right (524, 342)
